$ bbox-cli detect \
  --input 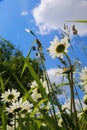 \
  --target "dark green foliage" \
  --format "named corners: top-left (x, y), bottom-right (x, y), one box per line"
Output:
top-left (0, 38), bottom-right (43, 92)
